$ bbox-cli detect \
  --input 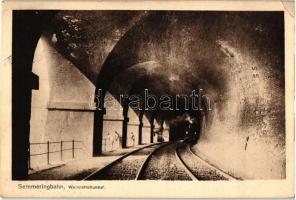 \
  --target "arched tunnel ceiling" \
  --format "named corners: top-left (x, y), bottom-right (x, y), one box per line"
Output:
top-left (44, 11), bottom-right (284, 129)
top-left (46, 10), bottom-right (149, 83)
